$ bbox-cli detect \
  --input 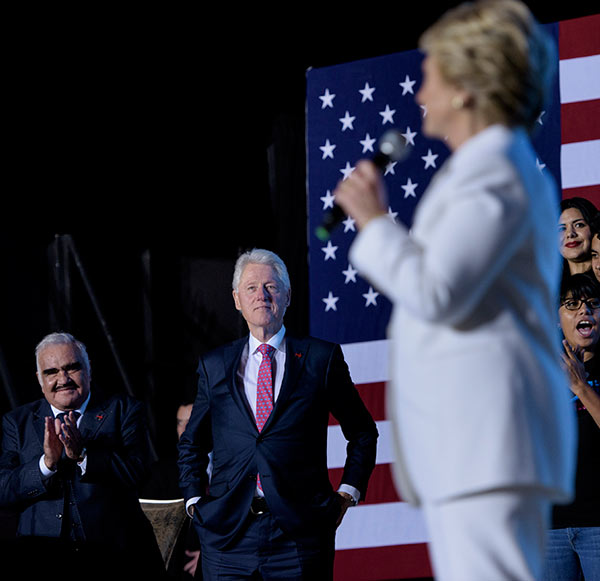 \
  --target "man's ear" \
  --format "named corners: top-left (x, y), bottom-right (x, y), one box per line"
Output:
top-left (232, 289), bottom-right (241, 311)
